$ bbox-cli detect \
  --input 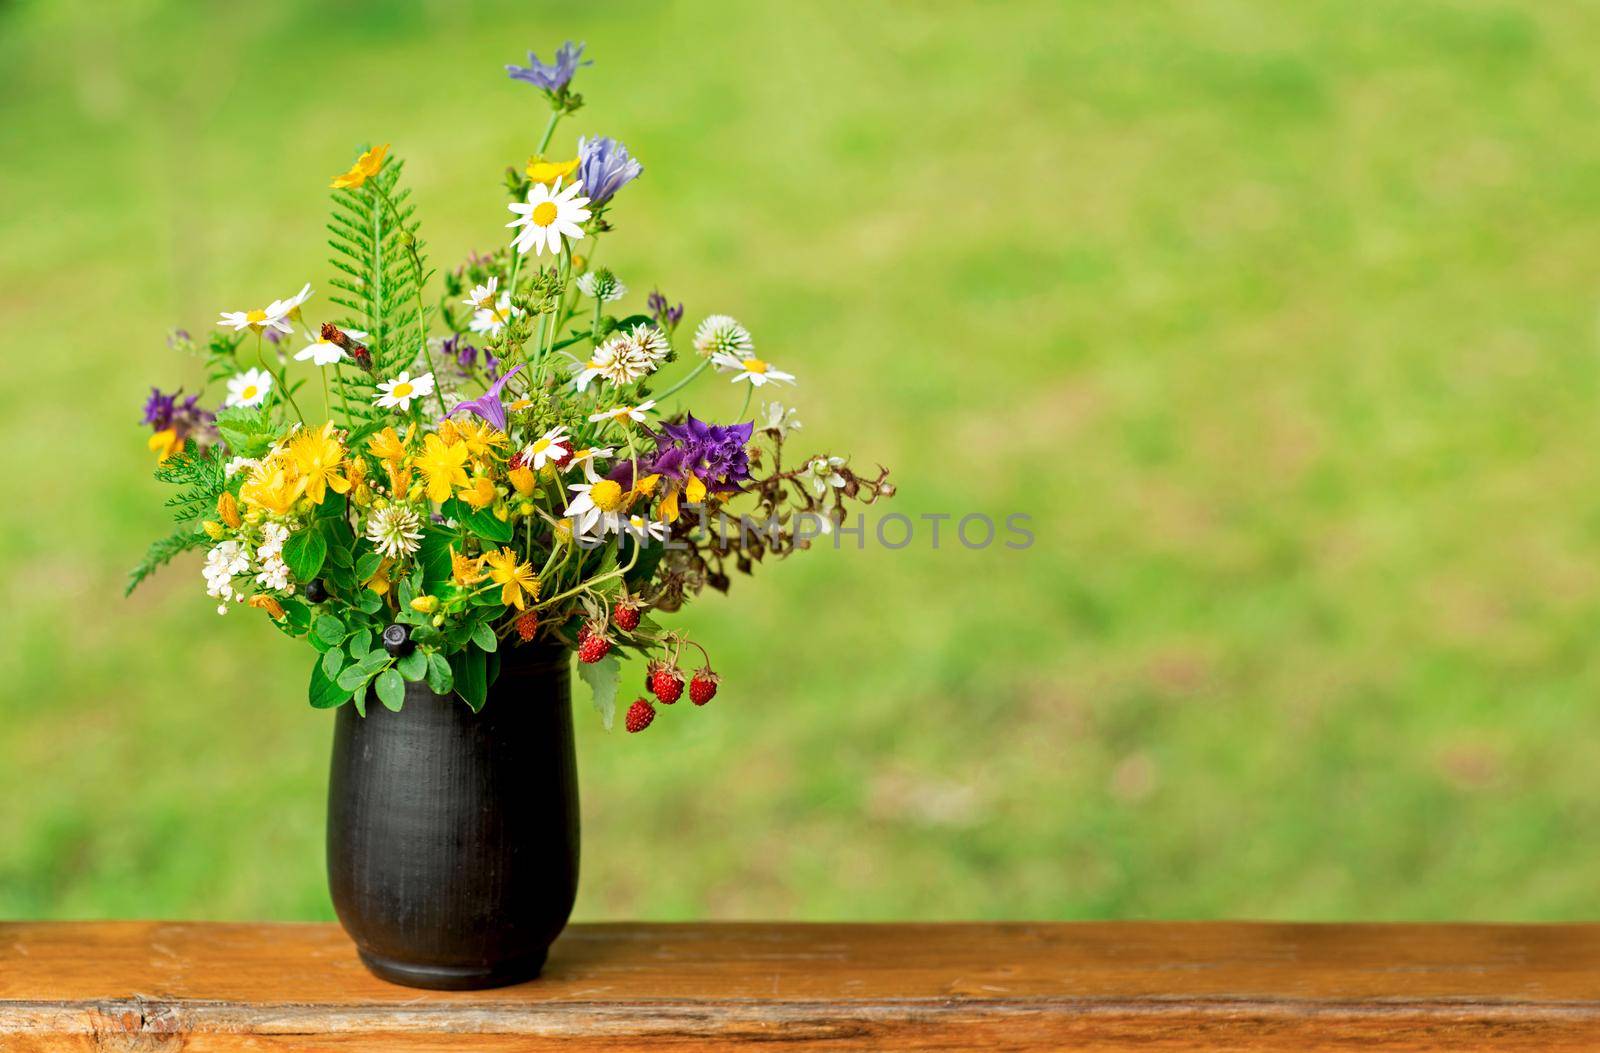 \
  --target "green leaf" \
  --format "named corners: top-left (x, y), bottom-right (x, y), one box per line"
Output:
top-left (355, 550), bottom-right (383, 583)
top-left (347, 626), bottom-right (373, 659)
top-left (314, 614), bottom-right (346, 647)
top-left (321, 648), bottom-right (345, 681)
top-left (374, 667), bottom-right (406, 711)
top-left (397, 648), bottom-right (428, 682)
top-left (426, 652), bottom-right (454, 695)
top-left (356, 589), bottom-right (383, 614)
top-left (417, 527), bottom-right (455, 588)
top-left (577, 655), bottom-right (620, 730)
top-left (310, 659), bottom-right (354, 709)
top-left (280, 597), bottom-right (312, 633)
top-left (443, 497), bottom-right (514, 544)
top-left (215, 406), bottom-right (276, 459)
top-left (470, 620), bottom-right (498, 653)
top-left (283, 528), bottom-right (328, 583)
top-left (450, 645), bottom-right (488, 712)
